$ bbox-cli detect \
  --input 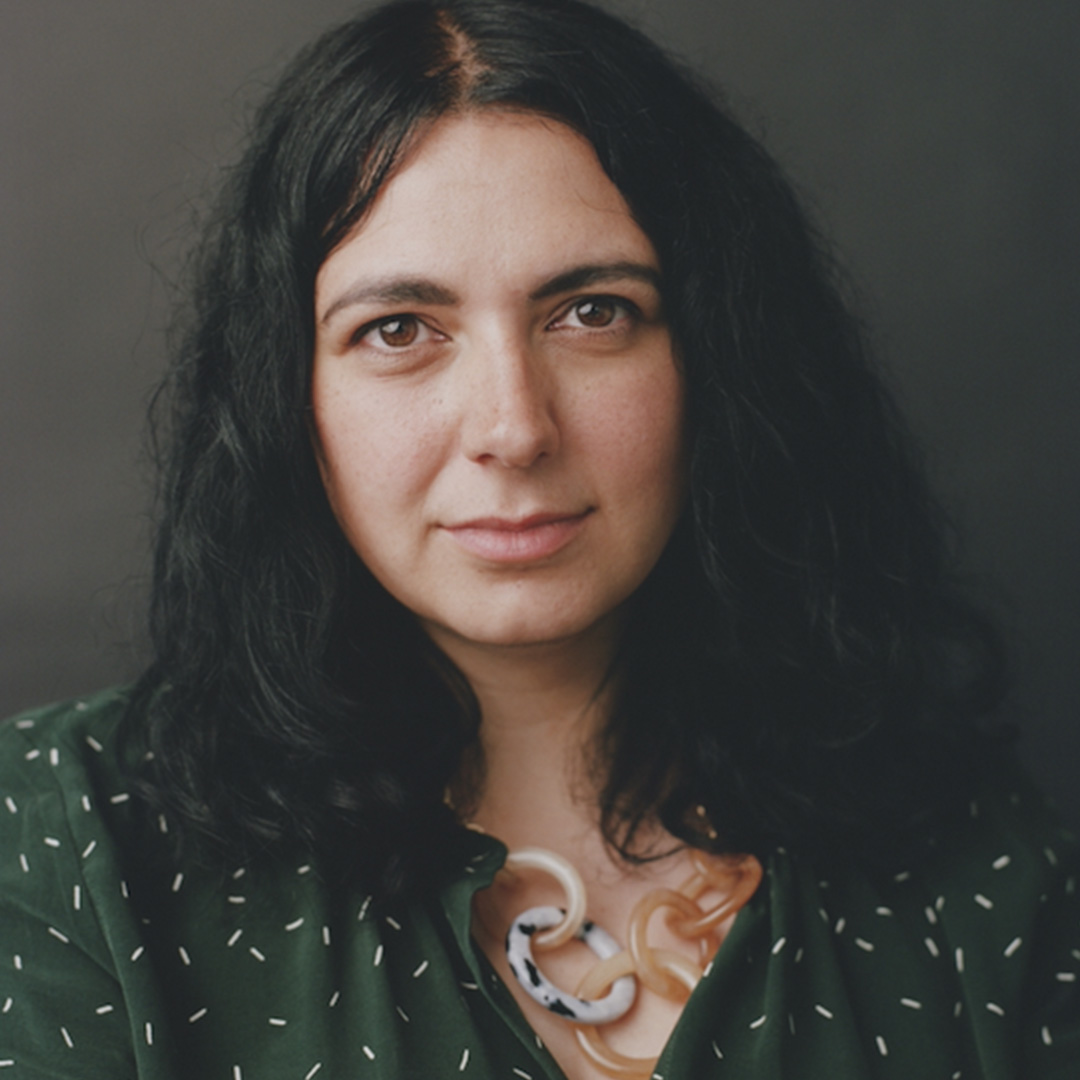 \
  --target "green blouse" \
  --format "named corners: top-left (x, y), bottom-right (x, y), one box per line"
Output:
top-left (0, 688), bottom-right (1077, 1079)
